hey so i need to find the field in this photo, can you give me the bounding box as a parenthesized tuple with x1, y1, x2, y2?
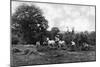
(11, 45, 96, 67)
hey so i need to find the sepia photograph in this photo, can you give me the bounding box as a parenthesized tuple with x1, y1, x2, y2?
(11, 0, 96, 67)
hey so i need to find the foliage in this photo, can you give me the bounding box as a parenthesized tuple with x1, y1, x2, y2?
(59, 28, 96, 50)
(11, 4, 48, 44)
(50, 27, 60, 39)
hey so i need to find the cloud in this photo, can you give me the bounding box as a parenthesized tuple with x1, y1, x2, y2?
(12, 1, 95, 32)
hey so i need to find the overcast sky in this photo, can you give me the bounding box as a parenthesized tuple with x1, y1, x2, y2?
(11, 1, 95, 32)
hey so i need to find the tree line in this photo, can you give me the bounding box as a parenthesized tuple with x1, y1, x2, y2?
(11, 4, 96, 48)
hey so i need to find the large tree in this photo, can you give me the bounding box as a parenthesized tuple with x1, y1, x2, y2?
(11, 4, 48, 44)
(50, 27, 60, 39)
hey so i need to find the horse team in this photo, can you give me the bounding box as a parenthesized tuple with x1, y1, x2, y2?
(36, 37, 67, 48)
(36, 36, 89, 50)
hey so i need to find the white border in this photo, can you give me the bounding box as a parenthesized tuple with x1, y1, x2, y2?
(0, 0, 99, 67)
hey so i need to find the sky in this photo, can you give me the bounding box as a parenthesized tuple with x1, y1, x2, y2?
(11, 1, 95, 32)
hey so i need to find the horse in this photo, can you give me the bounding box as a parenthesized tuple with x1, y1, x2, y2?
(58, 40, 65, 48)
(46, 37, 55, 48)
(81, 42, 89, 50)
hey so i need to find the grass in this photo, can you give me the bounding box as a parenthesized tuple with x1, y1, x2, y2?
(11, 45, 96, 67)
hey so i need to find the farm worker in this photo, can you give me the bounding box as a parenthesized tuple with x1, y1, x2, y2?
(36, 41, 40, 47)
(71, 40, 76, 51)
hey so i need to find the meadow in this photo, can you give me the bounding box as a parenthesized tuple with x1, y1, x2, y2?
(11, 44, 96, 67)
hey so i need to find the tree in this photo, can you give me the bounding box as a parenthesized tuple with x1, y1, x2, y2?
(11, 4, 48, 44)
(87, 31, 96, 45)
(50, 27, 60, 39)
